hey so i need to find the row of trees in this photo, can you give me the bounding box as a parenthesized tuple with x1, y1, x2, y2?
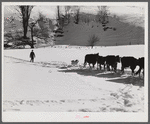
(4, 5, 111, 48)
(56, 6, 80, 29)
(56, 6, 110, 48)
(56, 6, 110, 29)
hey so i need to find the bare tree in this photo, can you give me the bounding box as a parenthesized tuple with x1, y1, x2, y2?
(16, 6, 34, 39)
(56, 6, 64, 29)
(56, 6, 62, 28)
(64, 6, 71, 24)
(73, 6, 80, 24)
(57, 6, 60, 21)
(96, 6, 109, 25)
(32, 12, 51, 43)
(59, 14, 65, 29)
(96, 6, 116, 31)
(29, 20, 38, 48)
(88, 34, 100, 48)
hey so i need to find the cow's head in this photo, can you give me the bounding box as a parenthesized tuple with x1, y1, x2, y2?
(116, 55, 120, 63)
(136, 58, 140, 66)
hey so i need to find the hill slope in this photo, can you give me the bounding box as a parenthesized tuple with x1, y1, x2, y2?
(55, 14, 144, 46)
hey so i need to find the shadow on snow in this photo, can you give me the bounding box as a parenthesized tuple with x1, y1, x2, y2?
(5, 56, 144, 87)
(58, 67, 144, 87)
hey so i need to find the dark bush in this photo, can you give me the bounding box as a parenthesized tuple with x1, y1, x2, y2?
(113, 27, 116, 31)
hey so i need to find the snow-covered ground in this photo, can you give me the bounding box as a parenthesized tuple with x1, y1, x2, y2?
(3, 45, 146, 113)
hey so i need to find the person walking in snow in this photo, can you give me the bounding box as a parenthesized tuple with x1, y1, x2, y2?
(30, 50, 35, 62)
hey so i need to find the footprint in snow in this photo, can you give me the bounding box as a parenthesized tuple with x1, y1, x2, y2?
(60, 100, 65, 103)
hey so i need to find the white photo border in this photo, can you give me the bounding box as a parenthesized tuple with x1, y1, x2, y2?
(1, 1, 148, 122)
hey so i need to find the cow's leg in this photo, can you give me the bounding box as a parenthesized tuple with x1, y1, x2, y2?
(114, 63, 117, 73)
(98, 64, 100, 70)
(84, 62, 86, 67)
(113, 66, 116, 73)
(131, 66, 135, 76)
(111, 65, 116, 73)
(104, 64, 105, 71)
(136, 67, 141, 77)
(107, 64, 110, 71)
(139, 68, 141, 77)
(97, 64, 101, 70)
(99, 64, 102, 70)
(110, 66, 112, 71)
(106, 64, 108, 71)
(110, 65, 113, 72)
(111, 65, 113, 71)
(97, 63, 99, 70)
(92, 63, 95, 69)
(110, 65, 114, 73)
(132, 69, 134, 76)
(89, 63, 91, 68)
(109, 65, 111, 71)
(121, 66, 124, 74)
(139, 68, 144, 78)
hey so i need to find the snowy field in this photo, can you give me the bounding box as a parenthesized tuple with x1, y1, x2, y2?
(3, 45, 146, 113)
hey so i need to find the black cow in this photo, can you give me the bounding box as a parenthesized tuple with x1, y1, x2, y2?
(136, 57, 144, 77)
(97, 56, 106, 70)
(105, 55, 120, 72)
(121, 56, 138, 75)
(84, 53, 99, 68)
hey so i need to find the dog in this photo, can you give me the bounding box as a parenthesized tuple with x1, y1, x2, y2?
(71, 59, 79, 66)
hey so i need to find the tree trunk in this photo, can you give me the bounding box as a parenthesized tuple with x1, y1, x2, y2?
(31, 27, 34, 48)
(57, 6, 60, 27)
(31, 44, 34, 48)
(57, 6, 60, 20)
(23, 15, 29, 39)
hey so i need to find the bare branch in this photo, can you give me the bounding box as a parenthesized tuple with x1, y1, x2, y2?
(15, 6, 23, 17)
(28, 6, 34, 18)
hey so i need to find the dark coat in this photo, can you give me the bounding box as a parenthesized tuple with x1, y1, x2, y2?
(30, 51, 35, 59)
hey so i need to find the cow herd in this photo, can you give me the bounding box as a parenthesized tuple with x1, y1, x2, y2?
(84, 53, 144, 77)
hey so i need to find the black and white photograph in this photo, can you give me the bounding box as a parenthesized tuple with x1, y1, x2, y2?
(2, 2, 148, 122)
